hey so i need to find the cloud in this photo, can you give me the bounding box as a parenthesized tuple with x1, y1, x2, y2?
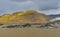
(40, 2, 60, 15)
(40, 9, 60, 15)
(11, 0, 59, 10)
(0, 0, 60, 15)
(11, 0, 28, 2)
(10, 0, 60, 15)
(0, 0, 38, 15)
(31, 0, 59, 10)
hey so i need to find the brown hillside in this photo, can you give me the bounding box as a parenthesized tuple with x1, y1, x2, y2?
(0, 10, 52, 25)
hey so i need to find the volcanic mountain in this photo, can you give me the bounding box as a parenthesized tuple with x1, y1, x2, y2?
(0, 10, 52, 25)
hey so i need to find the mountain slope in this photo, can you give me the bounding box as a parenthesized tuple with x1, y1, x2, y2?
(49, 14, 60, 18)
(0, 10, 52, 25)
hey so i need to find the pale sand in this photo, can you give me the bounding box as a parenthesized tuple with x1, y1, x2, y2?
(0, 28, 60, 37)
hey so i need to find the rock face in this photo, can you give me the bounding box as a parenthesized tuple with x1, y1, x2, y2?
(0, 10, 52, 25)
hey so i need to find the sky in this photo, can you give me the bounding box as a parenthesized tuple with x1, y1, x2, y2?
(0, 0, 60, 15)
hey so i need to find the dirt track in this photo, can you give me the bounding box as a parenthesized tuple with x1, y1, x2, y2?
(0, 28, 60, 37)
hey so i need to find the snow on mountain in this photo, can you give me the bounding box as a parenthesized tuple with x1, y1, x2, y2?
(50, 17, 60, 22)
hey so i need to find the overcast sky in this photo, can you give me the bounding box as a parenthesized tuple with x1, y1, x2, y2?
(0, 0, 60, 15)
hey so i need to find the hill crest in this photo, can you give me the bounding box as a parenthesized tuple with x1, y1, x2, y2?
(0, 10, 52, 24)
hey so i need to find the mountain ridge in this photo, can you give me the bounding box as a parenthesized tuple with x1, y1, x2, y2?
(49, 14, 60, 18)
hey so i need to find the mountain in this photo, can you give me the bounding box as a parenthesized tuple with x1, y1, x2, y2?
(0, 10, 53, 25)
(49, 14, 60, 18)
